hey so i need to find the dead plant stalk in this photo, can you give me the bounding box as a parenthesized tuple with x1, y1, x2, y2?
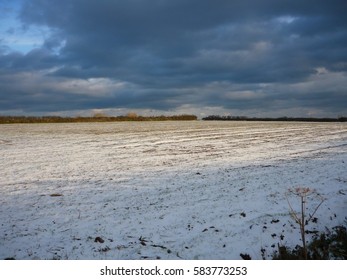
(285, 187, 325, 259)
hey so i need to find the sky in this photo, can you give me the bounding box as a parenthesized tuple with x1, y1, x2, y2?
(0, 0, 347, 118)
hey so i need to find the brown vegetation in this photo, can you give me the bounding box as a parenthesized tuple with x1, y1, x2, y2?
(0, 114, 198, 124)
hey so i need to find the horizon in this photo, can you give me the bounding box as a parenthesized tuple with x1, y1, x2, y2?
(1, 113, 346, 123)
(1, 0, 347, 118)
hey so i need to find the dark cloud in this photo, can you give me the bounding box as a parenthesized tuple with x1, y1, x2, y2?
(0, 0, 346, 117)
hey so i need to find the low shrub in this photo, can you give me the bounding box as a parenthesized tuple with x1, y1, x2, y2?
(272, 225, 347, 260)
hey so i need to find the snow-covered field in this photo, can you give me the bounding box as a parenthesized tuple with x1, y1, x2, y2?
(0, 121, 346, 260)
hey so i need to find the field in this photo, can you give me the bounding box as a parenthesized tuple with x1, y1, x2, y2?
(0, 121, 346, 259)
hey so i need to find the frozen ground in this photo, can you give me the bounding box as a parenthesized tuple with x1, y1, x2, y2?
(0, 121, 346, 260)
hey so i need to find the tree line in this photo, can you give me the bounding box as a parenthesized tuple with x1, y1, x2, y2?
(0, 114, 198, 124)
(202, 115, 347, 122)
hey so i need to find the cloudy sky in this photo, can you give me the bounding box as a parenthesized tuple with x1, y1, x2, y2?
(1, 0, 346, 117)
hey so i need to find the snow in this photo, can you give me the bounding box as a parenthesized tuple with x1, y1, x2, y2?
(0, 121, 346, 260)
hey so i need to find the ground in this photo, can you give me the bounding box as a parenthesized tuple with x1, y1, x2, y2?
(0, 121, 346, 259)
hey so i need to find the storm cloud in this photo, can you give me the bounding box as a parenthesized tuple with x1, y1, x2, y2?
(1, 0, 347, 117)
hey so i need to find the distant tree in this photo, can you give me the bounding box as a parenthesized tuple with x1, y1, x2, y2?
(93, 112, 108, 118)
(126, 112, 138, 118)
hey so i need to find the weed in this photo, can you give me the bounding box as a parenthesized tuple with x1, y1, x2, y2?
(285, 187, 325, 259)
(272, 225, 347, 259)
(242, 187, 346, 260)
